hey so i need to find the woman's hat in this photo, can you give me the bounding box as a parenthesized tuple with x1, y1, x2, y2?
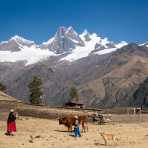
(10, 109, 14, 112)
(74, 115, 78, 119)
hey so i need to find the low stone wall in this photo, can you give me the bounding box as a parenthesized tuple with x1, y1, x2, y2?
(1, 100, 148, 123)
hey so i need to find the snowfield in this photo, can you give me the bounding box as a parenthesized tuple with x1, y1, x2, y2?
(61, 33, 127, 61)
(0, 45, 56, 65)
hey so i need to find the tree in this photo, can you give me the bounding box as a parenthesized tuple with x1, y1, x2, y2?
(69, 86, 79, 102)
(0, 82, 6, 92)
(28, 76, 43, 105)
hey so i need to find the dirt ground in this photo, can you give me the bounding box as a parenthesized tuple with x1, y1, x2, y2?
(1, 115, 148, 148)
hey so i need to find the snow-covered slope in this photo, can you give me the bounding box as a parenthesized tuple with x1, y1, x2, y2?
(0, 45, 56, 65)
(140, 42, 148, 48)
(0, 27, 128, 65)
(0, 35, 56, 65)
(61, 30, 127, 61)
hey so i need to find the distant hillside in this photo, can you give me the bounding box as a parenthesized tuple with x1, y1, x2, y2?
(0, 41, 148, 108)
(0, 91, 17, 101)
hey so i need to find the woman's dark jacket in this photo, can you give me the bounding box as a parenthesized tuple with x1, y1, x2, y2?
(7, 112, 16, 123)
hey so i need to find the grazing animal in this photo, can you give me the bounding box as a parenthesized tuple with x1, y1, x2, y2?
(79, 115, 88, 132)
(59, 115, 74, 132)
(59, 115, 88, 132)
(100, 132, 118, 146)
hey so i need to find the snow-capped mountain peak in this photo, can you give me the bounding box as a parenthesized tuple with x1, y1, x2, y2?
(80, 29, 91, 41)
(10, 35, 25, 41)
(41, 26, 85, 54)
(0, 35, 36, 53)
(81, 29, 89, 36)
(0, 35, 55, 65)
(66, 26, 75, 33)
(65, 26, 79, 38)
(0, 26, 128, 65)
(61, 30, 127, 62)
(116, 41, 128, 48)
(10, 35, 35, 46)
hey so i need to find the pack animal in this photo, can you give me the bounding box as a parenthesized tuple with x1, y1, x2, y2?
(59, 115, 88, 132)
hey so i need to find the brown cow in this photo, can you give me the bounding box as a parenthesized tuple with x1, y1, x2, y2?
(79, 115, 88, 132)
(59, 114, 88, 132)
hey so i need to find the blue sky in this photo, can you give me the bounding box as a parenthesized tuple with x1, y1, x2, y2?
(0, 0, 147, 43)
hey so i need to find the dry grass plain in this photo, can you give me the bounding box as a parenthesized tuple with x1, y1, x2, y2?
(1, 114, 148, 148)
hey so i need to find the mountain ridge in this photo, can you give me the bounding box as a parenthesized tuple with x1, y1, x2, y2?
(0, 27, 148, 108)
(0, 26, 128, 65)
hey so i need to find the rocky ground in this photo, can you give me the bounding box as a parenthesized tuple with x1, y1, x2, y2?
(1, 114, 148, 148)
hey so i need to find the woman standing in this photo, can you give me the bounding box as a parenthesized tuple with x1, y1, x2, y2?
(6, 109, 16, 136)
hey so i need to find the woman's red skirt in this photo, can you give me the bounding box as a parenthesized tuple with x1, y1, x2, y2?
(7, 121, 16, 132)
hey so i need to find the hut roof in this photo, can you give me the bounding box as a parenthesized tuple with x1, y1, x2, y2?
(65, 100, 84, 106)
